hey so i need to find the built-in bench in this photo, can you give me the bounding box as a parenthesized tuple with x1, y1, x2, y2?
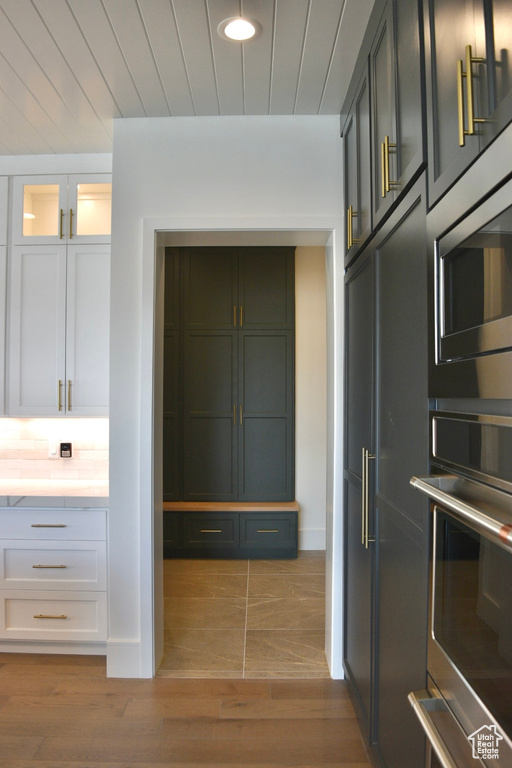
(163, 501, 299, 559)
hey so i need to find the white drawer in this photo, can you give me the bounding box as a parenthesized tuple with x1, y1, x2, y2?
(0, 508, 106, 540)
(0, 590, 107, 641)
(0, 540, 107, 590)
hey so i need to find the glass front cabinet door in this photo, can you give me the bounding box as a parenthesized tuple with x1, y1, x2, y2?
(12, 174, 112, 245)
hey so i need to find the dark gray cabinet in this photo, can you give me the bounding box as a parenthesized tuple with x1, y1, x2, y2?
(163, 246, 295, 505)
(341, 0, 425, 263)
(424, 0, 512, 206)
(344, 176, 429, 767)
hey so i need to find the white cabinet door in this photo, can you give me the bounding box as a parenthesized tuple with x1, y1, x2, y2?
(8, 246, 67, 415)
(66, 245, 110, 415)
(0, 246, 6, 415)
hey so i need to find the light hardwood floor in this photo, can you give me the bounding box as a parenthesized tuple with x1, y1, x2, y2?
(0, 653, 371, 766)
(160, 551, 329, 678)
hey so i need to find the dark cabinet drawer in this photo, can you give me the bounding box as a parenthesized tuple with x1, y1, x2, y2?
(241, 514, 296, 548)
(183, 514, 238, 547)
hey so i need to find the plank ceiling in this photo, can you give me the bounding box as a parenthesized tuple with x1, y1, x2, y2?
(0, 0, 374, 155)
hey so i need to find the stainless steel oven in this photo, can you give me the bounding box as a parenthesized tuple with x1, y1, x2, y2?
(409, 412, 512, 767)
(431, 176, 512, 399)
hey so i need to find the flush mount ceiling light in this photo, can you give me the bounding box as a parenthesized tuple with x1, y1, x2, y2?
(217, 17, 261, 41)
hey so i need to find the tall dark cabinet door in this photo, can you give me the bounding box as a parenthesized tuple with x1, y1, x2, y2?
(344, 250, 375, 737)
(238, 247, 295, 329)
(182, 330, 238, 501)
(181, 247, 238, 329)
(163, 249, 180, 500)
(238, 331, 294, 501)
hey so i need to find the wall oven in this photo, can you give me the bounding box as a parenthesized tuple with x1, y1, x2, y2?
(410, 412, 512, 767)
(431, 176, 512, 399)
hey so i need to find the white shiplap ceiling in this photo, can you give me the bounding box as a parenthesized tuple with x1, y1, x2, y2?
(0, 0, 374, 156)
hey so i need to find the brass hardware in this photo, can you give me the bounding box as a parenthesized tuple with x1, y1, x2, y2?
(347, 205, 361, 250)
(67, 380, 72, 411)
(257, 529, 279, 533)
(200, 529, 222, 533)
(32, 564, 67, 569)
(381, 141, 387, 198)
(33, 614, 67, 620)
(31, 524, 66, 528)
(69, 207, 73, 238)
(234, 305, 237, 327)
(240, 305, 243, 327)
(457, 44, 486, 146)
(361, 447, 375, 549)
(60, 209, 64, 239)
(58, 379, 63, 411)
(383, 136, 399, 195)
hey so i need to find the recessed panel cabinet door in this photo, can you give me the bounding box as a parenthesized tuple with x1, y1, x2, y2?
(238, 331, 294, 501)
(238, 247, 295, 328)
(181, 248, 237, 329)
(8, 246, 67, 415)
(182, 331, 238, 501)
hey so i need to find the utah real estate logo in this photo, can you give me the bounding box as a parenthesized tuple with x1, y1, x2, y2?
(468, 724, 504, 760)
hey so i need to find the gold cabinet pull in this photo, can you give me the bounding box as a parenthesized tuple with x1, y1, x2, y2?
(347, 205, 362, 250)
(67, 380, 72, 411)
(59, 208, 64, 239)
(200, 529, 222, 533)
(457, 44, 486, 146)
(34, 614, 67, 620)
(31, 523, 66, 528)
(32, 564, 67, 569)
(58, 379, 63, 411)
(257, 529, 279, 533)
(382, 136, 399, 196)
(361, 447, 375, 549)
(69, 207, 74, 239)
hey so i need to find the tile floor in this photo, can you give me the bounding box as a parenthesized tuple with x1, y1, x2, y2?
(159, 551, 329, 678)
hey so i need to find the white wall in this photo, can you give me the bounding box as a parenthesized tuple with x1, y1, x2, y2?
(109, 116, 344, 677)
(295, 247, 327, 550)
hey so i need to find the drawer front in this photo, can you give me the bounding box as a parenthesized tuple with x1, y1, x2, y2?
(0, 590, 107, 641)
(0, 540, 107, 590)
(241, 514, 297, 547)
(183, 514, 239, 548)
(0, 509, 106, 541)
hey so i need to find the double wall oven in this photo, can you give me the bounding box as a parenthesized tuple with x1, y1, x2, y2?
(410, 179, 512, 767)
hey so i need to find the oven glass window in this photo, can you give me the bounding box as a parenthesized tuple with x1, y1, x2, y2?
(434, 511, 512, 740)
(442, 206, 512, 337)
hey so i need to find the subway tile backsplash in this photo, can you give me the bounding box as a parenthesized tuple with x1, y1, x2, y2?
(0, 418, 108, 481)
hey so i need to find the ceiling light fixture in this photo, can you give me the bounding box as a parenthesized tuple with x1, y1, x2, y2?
(217, 17, 261, 41)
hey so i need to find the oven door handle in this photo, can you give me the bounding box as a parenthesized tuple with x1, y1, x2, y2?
(408, 691, 461, 768)
(410, 475, 512, 551)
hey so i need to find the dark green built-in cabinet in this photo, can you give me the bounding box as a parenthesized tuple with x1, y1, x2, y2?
(163, 246, 295, 504)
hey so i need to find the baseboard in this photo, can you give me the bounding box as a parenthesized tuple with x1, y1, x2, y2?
(106, 640, 147, 678)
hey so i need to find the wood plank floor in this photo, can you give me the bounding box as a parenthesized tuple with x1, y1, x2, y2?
(0, 653, 371, 767)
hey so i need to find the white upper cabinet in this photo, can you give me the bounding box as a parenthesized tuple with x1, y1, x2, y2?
(8, 244, 110, 417)
(12, 174, 112, 245)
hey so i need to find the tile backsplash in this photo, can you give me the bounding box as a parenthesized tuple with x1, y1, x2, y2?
(0, 418, 108, 481)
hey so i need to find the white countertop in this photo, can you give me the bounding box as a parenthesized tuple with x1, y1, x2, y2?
(0, 479, 109, 508)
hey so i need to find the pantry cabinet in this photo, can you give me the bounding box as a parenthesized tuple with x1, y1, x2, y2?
(424, 0, 512, 205)
(11, 174, 111, 245)
(8, 244, 110, 416)
(343, 177, 429, 767)
(164, 247, 295, 504)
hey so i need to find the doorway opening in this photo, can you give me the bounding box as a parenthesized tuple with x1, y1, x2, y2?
(142, 225, 342, 680)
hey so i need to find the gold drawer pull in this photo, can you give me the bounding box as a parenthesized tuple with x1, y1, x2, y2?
(32, 564, 67, 569)
(34, 614, 67, 620)
(31, 524, 66, 528)
(200, 529, 222, 533)
(257, 529, 279, 533)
